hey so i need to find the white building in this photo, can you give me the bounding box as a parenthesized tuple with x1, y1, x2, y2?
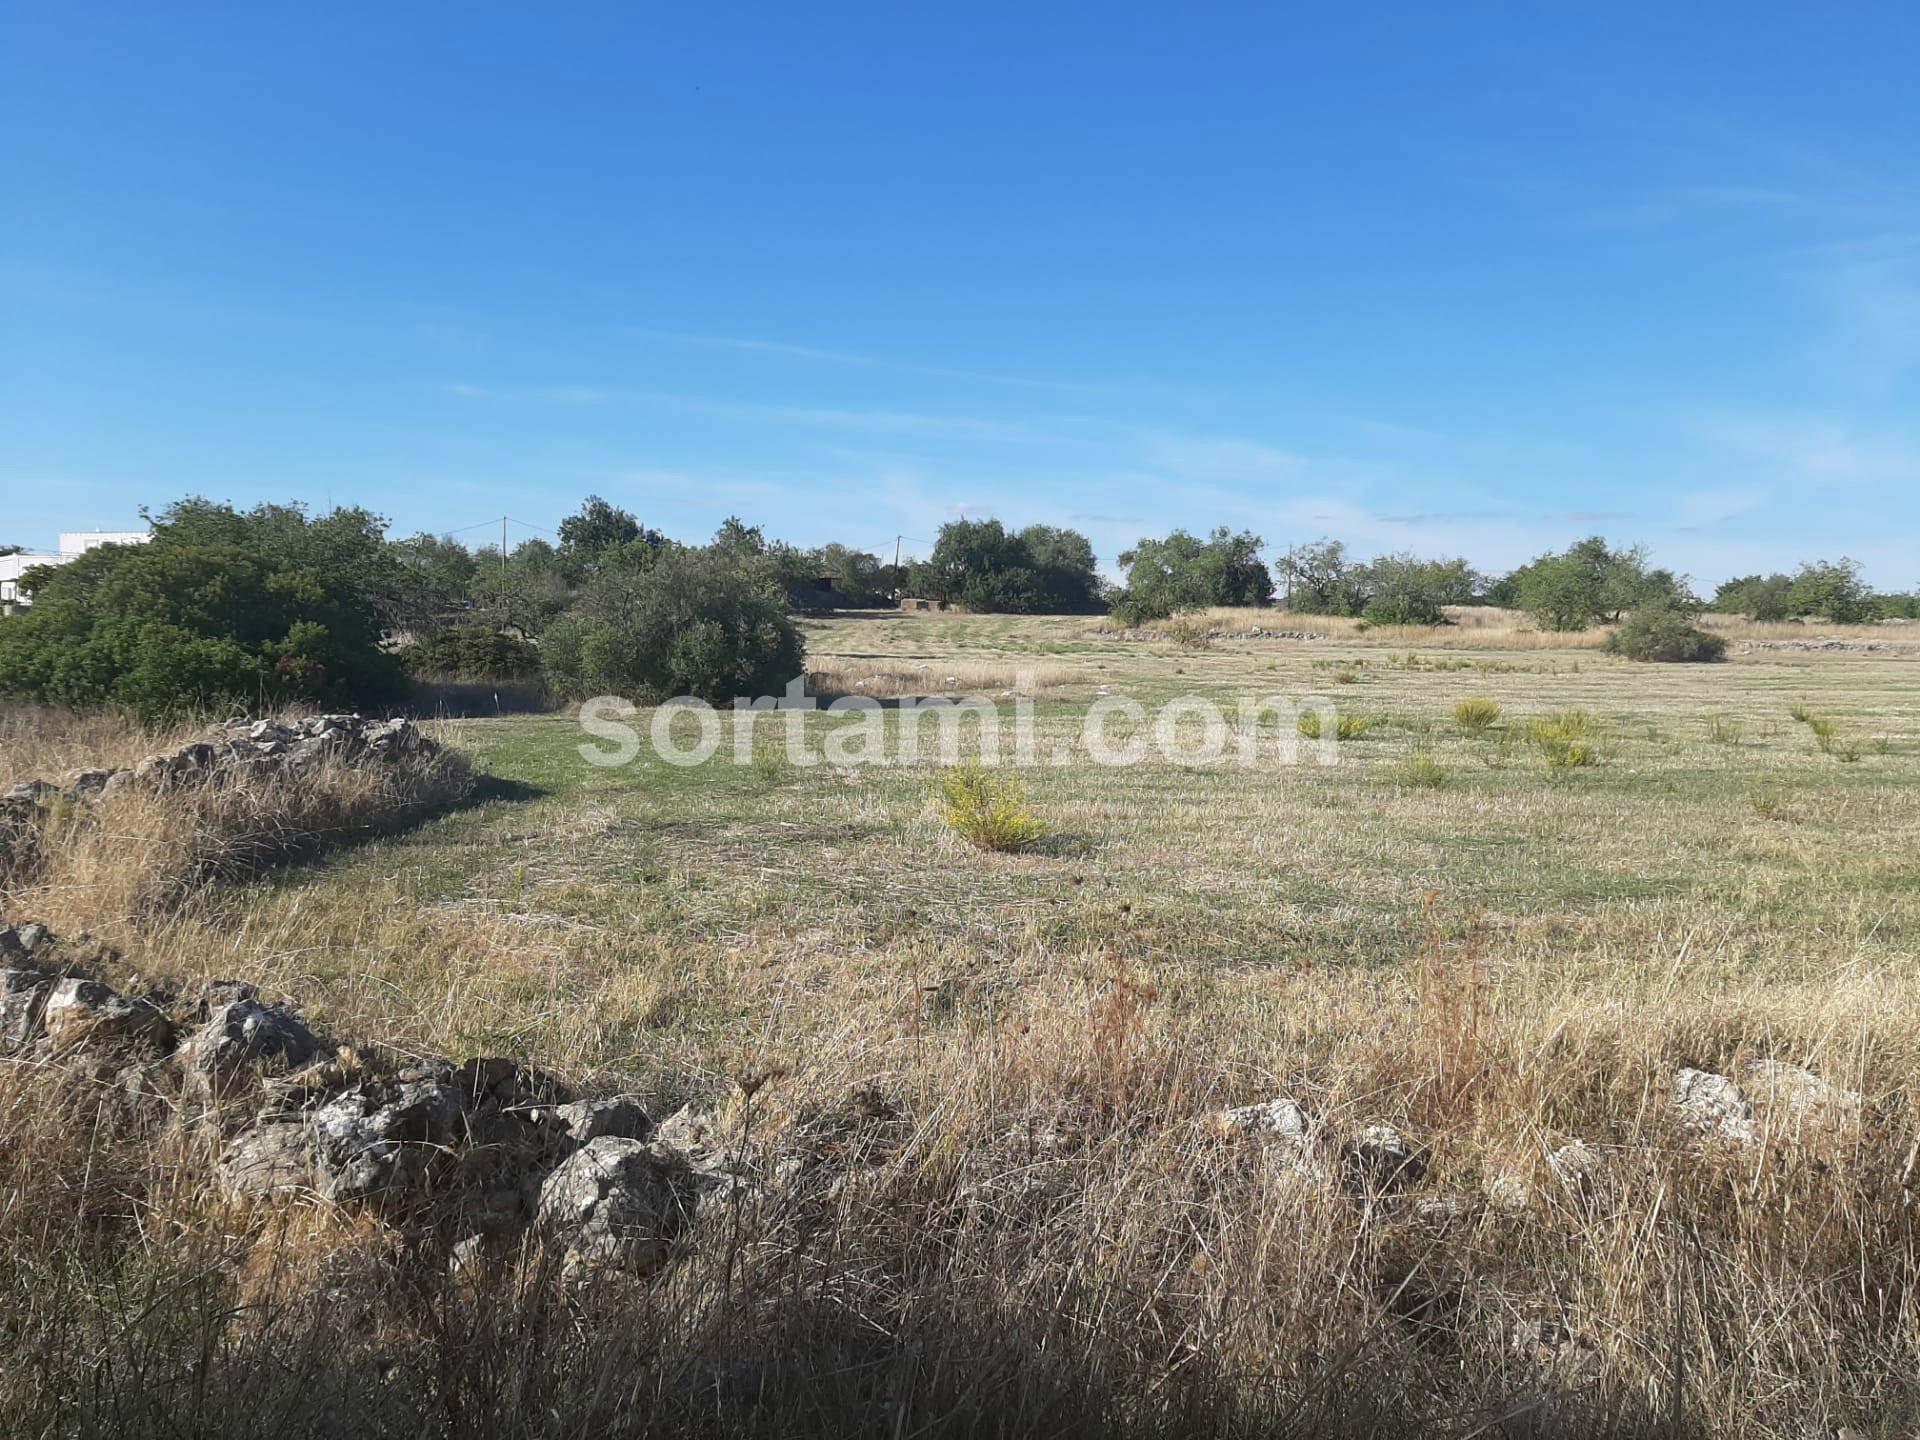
(1, 530, 151, 608)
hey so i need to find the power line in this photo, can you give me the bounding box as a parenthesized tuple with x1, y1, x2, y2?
(439, 515, 558, 543)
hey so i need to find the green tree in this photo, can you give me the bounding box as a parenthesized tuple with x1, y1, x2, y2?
(1114, 528, 1272, 622)
(543, 548, 804, 703)
(1015, 524, 1104, 611)
(1507, 537, 1685, 631)
(1786, 559, 1874, 623)
(472, 539, 574, 638)
(389, 532, 480, 637)
(1357, 553, 1480, 626)
(556, 496, 664, 580)
(1711, 573, 1793, 621)
(149, 499, 404, 624)
(1279, 539, 1368, 615)
(711, 516, 767, 558)
(908, 519, 1102, 613)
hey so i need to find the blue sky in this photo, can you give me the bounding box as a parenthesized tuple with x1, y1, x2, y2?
(4, 3, 1918, 585)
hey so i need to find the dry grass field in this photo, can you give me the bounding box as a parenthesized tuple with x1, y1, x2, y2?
(5, 612, 1920, 1437)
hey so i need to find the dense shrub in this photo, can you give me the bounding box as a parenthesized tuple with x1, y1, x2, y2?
(0, 527, 403, 722)
(397, 625, 541, 682)
(1710, 572, 1793, 621)
(1107, 595, 1172, 627)
(542, 549, 804, 703)
(1603, 602, 1727, 662)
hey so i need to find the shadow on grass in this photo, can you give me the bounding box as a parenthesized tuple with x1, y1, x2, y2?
(458, 773, 548, 808)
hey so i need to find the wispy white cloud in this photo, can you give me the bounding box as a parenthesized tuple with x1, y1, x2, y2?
(1695, 414, 1920, 486)
(644, 330, 1098, 394)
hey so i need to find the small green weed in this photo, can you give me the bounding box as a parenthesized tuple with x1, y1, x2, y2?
(1298, 711, 1375, 741)
(936, 763, 1049, 852)
(1398, 751, 1449, 789)
(1705, 713, 1742, 746)
(1527, 710, 1599, 772)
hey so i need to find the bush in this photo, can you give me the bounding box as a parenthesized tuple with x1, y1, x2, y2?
(0, 532, 404, 722)
(935, 763, 1048, 852)
(1527, 710, 1599, 770)
(1453, 697, 1501, 732)
(1108, 596, 1173, 628)
(1164, 617, 1212, 650)
(542, 550, 805, 704)
(398, 626, 541, 682)
(1397, 751, 1449, 789)
(1355, 553, 1478, 625)
(1361, 596, 1442, 626)
(1711, 573, 1792, 621)
(1297, 711, 1374, 741)
(1603, 603, 1727, 663)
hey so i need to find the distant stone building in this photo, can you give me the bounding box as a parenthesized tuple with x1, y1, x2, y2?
(1, 531, 151, 610)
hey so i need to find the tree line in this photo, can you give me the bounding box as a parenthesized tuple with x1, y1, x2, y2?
(0, 494, 1910, 717)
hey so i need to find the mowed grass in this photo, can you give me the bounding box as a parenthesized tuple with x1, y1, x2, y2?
(10, 614, 1920, 1435)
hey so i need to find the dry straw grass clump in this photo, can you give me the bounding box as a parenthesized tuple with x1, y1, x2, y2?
(1453, 696, 1501, 732)
(1397, 750, 1449, 788)
(2, 710, 471, 921)
(4, 933, 1916, 1440)
(807, 658, 1086, 699)
(1194, 606, 1612, 649)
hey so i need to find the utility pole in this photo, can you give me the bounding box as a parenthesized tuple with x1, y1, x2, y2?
(501, 516, 508, 574)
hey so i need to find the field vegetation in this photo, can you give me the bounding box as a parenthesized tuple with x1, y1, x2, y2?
(4, 610, 1919, 1437)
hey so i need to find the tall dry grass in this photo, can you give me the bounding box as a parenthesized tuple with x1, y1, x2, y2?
(807, 657, 1089, 698)
(2, 708, 471, 922)
(2, 929, 1913, 1437)
(1185, 606, 1920, 652)
(1191, 606, 1607, 649)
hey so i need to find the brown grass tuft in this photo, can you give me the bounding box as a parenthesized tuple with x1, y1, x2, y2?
(2, 709, 471, 923)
